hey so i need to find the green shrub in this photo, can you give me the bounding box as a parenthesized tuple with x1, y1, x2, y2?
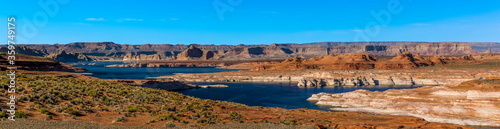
(116, 116, 126, 122)
(68, 109, 81, 116)
(164, 122, 176, 127)
(0, 111, 7, 118)
(125, 106, 140, 112)
(15, 111, 29, 118)
(39, 108, 50, 115)
(155, 113, 178, 121)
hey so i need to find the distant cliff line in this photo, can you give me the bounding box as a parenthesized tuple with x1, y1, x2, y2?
(1, 41, 498, 61)
(15, 41, 499, 53)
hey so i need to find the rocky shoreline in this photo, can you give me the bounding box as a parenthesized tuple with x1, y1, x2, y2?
(160, 72, 478, 87)
(307, 78, 500, 126)
(297, 76, 473, 87)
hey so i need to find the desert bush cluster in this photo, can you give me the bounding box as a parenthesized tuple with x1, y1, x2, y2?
(0, 71, 252, 126)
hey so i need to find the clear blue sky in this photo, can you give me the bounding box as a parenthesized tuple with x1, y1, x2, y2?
(2, 0, 500, 45)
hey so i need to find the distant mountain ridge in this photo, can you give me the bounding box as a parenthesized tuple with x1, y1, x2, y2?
(2, 41, 498, 61)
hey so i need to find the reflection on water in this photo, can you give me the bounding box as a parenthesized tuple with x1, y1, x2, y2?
(178, 82, 425, 110)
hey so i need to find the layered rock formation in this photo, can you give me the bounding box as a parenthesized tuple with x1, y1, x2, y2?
(106, 62, 226, 68)
(222, 46, 292, 59)
(122, 51, 177, 61)
(255, 52, 476, 71)
(297, 76, 443, 87)
(307, 78, 500, 126)
(469, 42, 500, 53)
(13, 42, 492, 61)
(176, 46, 219, 60)
(46, 51, 94, 62)
(254, 53, 378, 70)
(0, 46, 48, 56)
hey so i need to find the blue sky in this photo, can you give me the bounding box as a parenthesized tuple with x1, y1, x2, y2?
(2, 0, 500, 45)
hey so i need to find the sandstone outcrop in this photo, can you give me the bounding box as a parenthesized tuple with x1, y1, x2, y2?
(0, 46, 49, 57)
(46, 51, 94, 62)
(256, 52, 477, 71)
(14, 42, 491, 61)
(222, 46, 292, 59)
(297, 76, 419, 87)
(122, 51, 177, 61)
(255, 53, 378, 70)
(176, 46, 220, 60)
(308, 78, 500, 126)
(106, 62, 227, 68)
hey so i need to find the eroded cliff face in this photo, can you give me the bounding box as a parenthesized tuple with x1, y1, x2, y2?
(176, 46, 220, 60)
(122, 51, 177, 61)
(254, 52, 476, 71)
(46, 51, 94, 62)
(0, 46, 48, 56)
(12, 42, 491, 61)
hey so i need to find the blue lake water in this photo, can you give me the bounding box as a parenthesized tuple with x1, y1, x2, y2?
(72, 61, 240, 79)
(179, 82, 423, 110)
(72, 61, 425, 110)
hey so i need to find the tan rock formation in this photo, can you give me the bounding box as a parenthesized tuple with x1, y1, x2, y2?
(256, 52, 477, 71)
(176, 46, 219, 60)
(308, 78, 500, 126)
(254, 53, 378, 70)
(46, 51, 94, 62)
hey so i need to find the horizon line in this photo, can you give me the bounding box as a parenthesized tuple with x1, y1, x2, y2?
(18, 41, 500, 46)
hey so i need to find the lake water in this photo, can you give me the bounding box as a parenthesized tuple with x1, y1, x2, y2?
(179, 82, 423, 110)
(72, 61, 240, 79)
(72, 61, 424, 110)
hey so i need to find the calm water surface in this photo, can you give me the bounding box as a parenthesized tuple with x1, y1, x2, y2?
(72, 61, 239, 79)
(72, 61, 425, 110)
(179, 82, 423, 110)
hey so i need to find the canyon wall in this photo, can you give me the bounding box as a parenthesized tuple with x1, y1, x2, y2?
(4, 42, 496, 62)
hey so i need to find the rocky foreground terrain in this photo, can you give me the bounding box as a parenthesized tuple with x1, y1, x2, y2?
(308, 78, 500, 126)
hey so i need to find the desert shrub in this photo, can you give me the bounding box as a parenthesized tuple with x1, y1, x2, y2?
(55, 108, 62, 113)
(281, 120, 296, 125)
(229, 111, 244, 121)
(196, 119, 207, 124)
(39, 108, 50, 115)
(0, 111, 7, 118)
(125, 106, 140, 112)
(155, 113, 178, 121)
(116, 116, 126, 122)
(68, 109, 81, 116)
(15, 111, 29, 118)
(164, 122, 176, 127)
